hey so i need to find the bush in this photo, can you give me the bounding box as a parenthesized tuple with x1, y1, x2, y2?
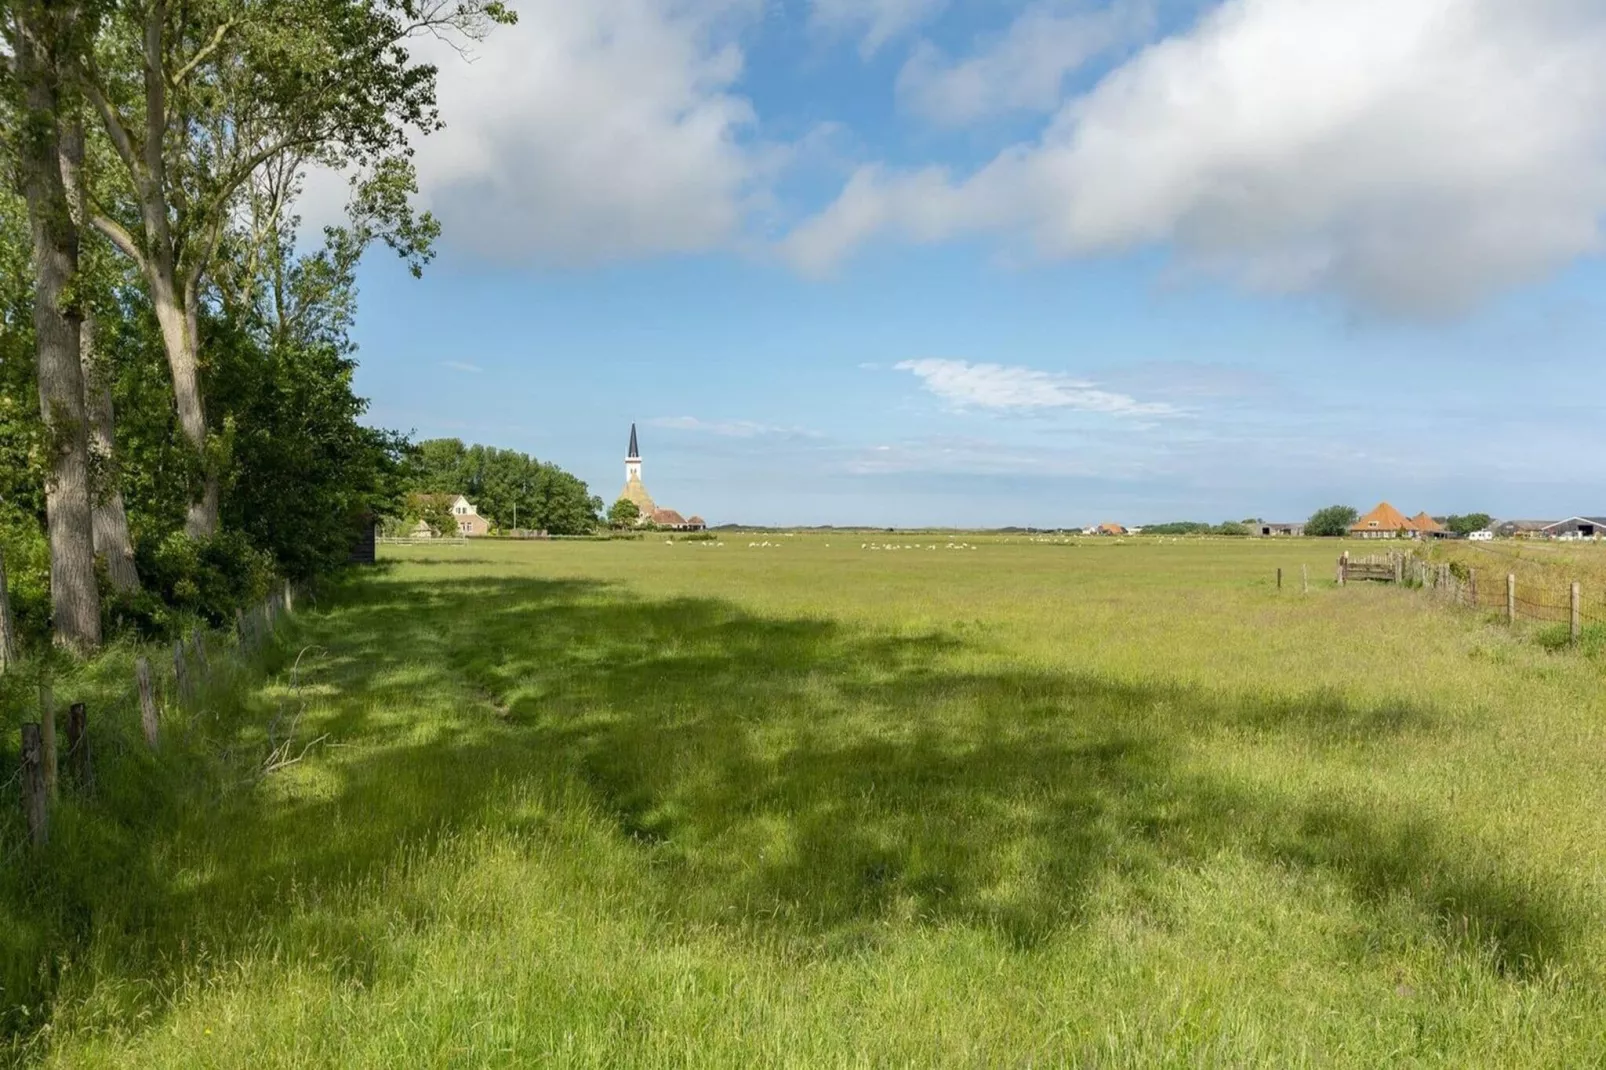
(134, 530, 278, 633)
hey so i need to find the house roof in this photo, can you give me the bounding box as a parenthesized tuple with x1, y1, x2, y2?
(1350, 502, 1414, 531)
(651, 508, 686, 526)
(686, 515, 706, 526)
(1097, 522, 1125, 534)
(627, 423, 640, 460)
(1410, 512, 1446, 533)
(1543, 516, 1606, 529)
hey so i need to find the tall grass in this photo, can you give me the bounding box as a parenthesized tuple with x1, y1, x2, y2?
(5, 536, 1606, 1066)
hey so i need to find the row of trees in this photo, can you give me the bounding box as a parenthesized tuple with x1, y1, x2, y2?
(0, 0, 516, 652)
(404, 439, 601, 536)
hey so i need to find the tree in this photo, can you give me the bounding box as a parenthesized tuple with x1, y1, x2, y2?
(3, 0, 103, 650)
(1444, 513, 1492, 536)
(608, 498, 640, 529)
(75, 0, 513, 536)
(1306, 505, 1359, 538)
(1215, 521, 1249, 536)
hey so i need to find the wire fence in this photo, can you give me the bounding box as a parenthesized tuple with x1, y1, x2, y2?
(1339, 550, 1606, 636)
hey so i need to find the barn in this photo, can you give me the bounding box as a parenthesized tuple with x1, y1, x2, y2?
(1543, 516, 1606, 540)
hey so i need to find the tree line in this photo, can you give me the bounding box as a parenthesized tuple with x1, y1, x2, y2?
(399, 439, 602, 537)
(0, 0, 519, 655)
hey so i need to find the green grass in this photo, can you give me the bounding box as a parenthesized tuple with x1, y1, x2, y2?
(7, 535, 1606, 1066)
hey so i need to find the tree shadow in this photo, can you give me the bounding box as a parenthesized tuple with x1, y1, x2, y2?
(1, 574, 1577, 1046)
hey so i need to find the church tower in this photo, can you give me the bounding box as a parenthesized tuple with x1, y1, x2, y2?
(620, 423, 656, 515)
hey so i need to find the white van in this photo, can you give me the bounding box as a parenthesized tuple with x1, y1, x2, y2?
(1468, 530, 1494, 541)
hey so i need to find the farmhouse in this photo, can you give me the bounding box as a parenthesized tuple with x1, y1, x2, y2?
(1094, 523, 1127, 536)
(1543, 516, 1606, 540)
(1349, 502, 1415, 538)
(447, 495, 490, 536)
(1348, 502, 1451, 539)
(1256, 522, 1305, 537)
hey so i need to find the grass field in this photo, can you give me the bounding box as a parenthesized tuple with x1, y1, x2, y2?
(8, 535, 1606, 1066)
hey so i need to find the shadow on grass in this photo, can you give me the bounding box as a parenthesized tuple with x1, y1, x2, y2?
(0, 573, 1574, 1048)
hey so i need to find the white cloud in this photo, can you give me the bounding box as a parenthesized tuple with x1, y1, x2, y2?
(895, 359, 1178, 416)
(897, 0, 1153, 125)
(811, 0, 946, 56)
(401, 0, 764, 264)
(788, 0, 1606, 316)
(441, 360, 483, 373)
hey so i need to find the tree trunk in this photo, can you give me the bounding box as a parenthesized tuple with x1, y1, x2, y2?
(62, 122, 141, 592)
(81, 315, 142, 589)
(149, 272, 217, 537)
(16, 10, 102, 653)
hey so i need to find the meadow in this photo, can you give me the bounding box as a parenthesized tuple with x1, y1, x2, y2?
(6, 534, 1606, 1066)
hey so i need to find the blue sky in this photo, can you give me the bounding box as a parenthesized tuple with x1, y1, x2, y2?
(330, 0, 1606, 527)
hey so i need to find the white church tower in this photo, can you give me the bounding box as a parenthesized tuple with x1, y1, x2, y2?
(620, 423, 656, 514)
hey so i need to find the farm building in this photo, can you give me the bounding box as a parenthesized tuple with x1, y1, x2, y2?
(1348, 503, 1453, 539)
(1409, 513, 1453, 539)
(1256, 522, 1304, 537)
(1542, 516, 1606, 540)
(1349, 502, 1416, 538)
(1492, 519, 1553, 538)
(1094, 523, 1127, 536)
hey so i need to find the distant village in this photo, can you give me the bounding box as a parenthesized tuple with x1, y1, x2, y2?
(1083, 503, 1605, 541)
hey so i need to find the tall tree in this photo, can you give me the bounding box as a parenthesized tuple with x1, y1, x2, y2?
(3, 0, 103, 650)
(76, 0, 510, 536)
(61, 118, 139, 590)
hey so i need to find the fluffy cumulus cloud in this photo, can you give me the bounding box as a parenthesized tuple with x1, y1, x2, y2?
(396, 0, 763, 264)
(810, 0, 947, 56)
(897, 0, 1153, 125)
(896, 359, 1177, 416)
(788, 0, 1606, 315)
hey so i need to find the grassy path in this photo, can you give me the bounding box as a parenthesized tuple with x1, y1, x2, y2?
(15, 537, 1606, 1066)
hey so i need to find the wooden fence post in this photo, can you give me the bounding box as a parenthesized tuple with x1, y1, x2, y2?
(135, 657, 159, 748)
(236, 608, 249, 650)
(173, 640, 190, 704)
(1469, 569, 1478, 608)
(284, 580, 294, 614)
(39, 683, 57, 800)
(67, 702, 91, 790)
(190, 628, 208, 675)
(0, 543, 16, 672)
(1507, 574, 1517, 625)
(21, 724, 47, 846)
(1393, 554, 1403, 585)
(1338, 552, 1348, 587)
(1277, 567, 1282, 590)
(1302, 564, 1309, 594)
(1572, 582, 1581, 644)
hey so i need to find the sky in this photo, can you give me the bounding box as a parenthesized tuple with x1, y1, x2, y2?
(333, 0, 1606, 528)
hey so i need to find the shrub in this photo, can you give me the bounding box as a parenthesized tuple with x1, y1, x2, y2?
(135, 530, 277, 632)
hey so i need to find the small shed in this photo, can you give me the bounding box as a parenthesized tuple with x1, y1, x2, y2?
(1257, 522, 1305, 537)
(347, 513, 377, 565)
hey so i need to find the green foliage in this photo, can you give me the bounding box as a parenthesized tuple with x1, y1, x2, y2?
(1445, 513, 1494, 536)
(133, 529, 277, 629)
(608, 498, 641, 529)
(1214, 521, 1250, 536)
(409, 439, 600, 534)
(1142, 522, 1213, 536)
(1306, 504, 1359, 537)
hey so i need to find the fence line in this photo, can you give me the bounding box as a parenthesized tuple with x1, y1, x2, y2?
(1335, 550, 1600, 642)
(14, 581, 298, 849)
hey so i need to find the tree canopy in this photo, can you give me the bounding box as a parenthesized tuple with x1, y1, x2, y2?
(1443, 513, 1493, 536)
(408, 440, 601, 536)
(1306, 505, 1359, 537)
